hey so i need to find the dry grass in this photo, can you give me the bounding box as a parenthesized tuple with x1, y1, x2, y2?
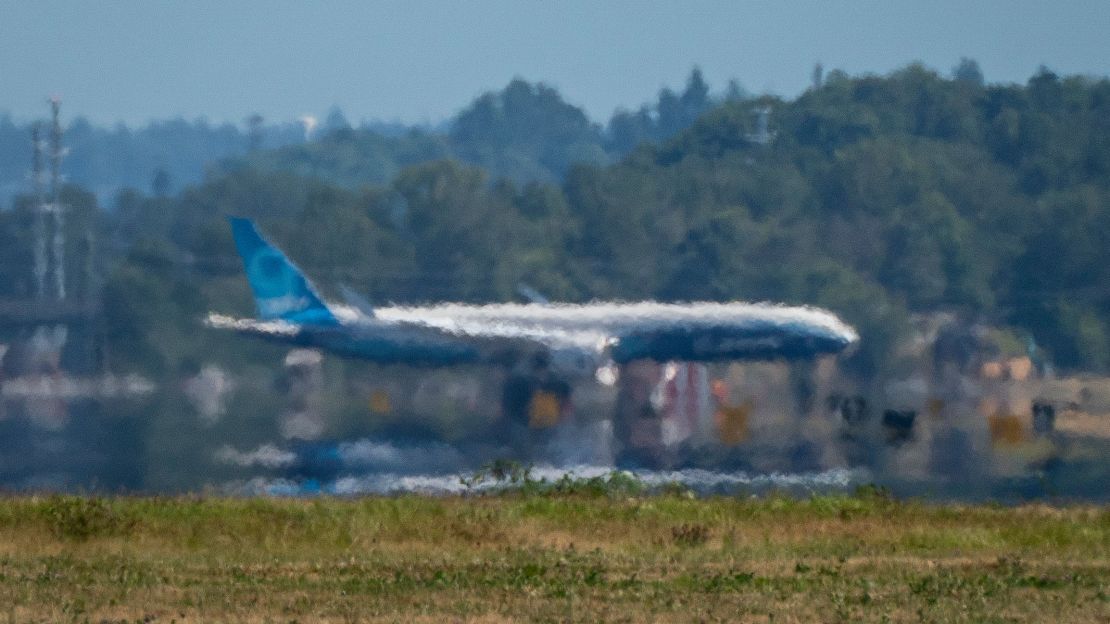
(0, 492, 1105, 622)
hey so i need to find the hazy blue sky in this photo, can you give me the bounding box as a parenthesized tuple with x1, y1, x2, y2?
(3, 1, 1108, 127)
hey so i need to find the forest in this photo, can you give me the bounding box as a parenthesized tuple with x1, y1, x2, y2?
(2, 61, 1109, 386)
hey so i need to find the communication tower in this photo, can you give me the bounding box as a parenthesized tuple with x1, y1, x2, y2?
(30, 123, 48, 299)
(49, 97, 66, 301)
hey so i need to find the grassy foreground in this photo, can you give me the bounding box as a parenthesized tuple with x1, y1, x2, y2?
(0, 487, 1106, 623)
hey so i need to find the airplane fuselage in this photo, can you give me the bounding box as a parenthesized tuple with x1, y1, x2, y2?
(210, 299, 857, 379)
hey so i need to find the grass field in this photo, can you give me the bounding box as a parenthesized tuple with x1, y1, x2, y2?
(0, 482, 1106, 622)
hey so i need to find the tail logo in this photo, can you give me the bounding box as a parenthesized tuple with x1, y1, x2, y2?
(229, 217, 338, 325)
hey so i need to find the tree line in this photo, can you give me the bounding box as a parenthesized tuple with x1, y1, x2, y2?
(2, 62, 1108, 382)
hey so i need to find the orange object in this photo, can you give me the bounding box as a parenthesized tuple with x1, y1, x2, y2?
(988, 413, 1026, 446)
(528, 391, 561, 429)
(1007, 357, 1033, 381)
(981, 361, 1004, 379)
(716, 401, 752, 446)
(710, 379, 729, 403)
(369, 389, 392, 414)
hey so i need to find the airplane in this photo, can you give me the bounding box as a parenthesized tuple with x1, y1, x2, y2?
(208, 217, 859, 429)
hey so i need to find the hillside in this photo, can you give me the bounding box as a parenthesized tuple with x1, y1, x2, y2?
(77, 64, 1109, 378)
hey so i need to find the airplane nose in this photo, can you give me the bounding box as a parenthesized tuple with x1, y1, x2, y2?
(830, 328, 860, 355)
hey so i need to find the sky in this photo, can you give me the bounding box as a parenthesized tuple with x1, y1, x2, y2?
(2, 1, 1109, 128)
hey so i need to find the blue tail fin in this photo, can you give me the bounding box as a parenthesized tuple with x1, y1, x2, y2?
(228, 217, 338, 325)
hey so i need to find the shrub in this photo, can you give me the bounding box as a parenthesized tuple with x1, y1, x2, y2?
(671, 523, 710, 547)
(39, 496, 134, 541)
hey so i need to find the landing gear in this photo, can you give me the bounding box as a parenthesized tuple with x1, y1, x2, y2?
(500, 352, 572, 458)
(612, 361, 667, 469)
